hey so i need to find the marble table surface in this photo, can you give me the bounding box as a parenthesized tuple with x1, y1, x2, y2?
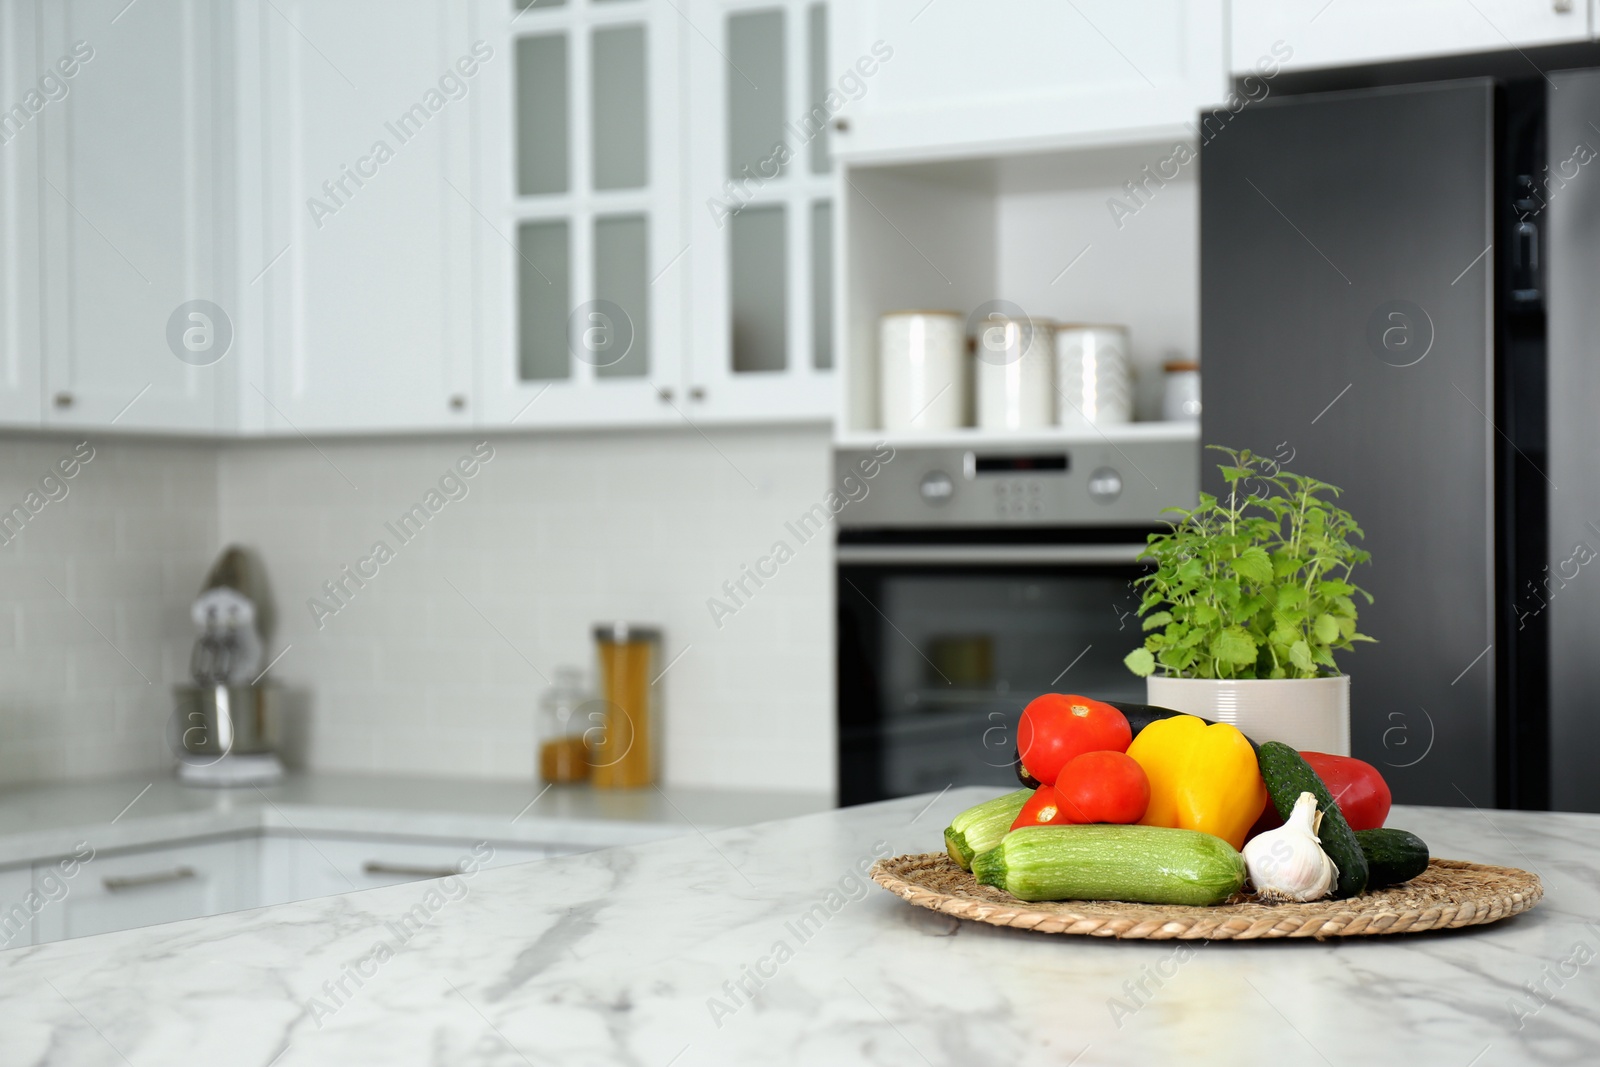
(0, 773, 832, 866)
(2, 786, 1596, 1067)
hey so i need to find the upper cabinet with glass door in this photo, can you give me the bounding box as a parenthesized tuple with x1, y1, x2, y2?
(683, 0, 836, 422)
(827, 0, 1228, 163)
(474, 0, 686, 427)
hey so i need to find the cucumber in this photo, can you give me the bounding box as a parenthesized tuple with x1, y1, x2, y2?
(944, 789, 1032, 870)
(1256, 741, 1368, 899)
(1357, 828, 1430, 888)
(971, 824, 1246, 906)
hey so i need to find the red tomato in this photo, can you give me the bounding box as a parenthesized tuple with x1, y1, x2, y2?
(1301, 751, 1392, 831)
(1011, 785, 1074, 830)
(1016, 694, 1133, 785)
(1055, 750, 1150, 825)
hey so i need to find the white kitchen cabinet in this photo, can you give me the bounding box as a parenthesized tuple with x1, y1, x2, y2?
(682, 0, 836, 422)
(239, 0, 477, 434)
(32, 836, 257, 945)
(257, 833, 560, 907)
(827, 0, 1227, 164)
(471, 0, 689, 429)
(1232, 0, 1590, 74)
(0, 0, 43, 427)
(34, 0, 229, 433)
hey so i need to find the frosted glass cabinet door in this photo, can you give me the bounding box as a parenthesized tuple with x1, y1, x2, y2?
(685, 0, 835, 422)
(250, 0, 477, 433)
(473, 0, 684, 429)
(35, 0, 226, 433)
(828, 0, 1228, 161)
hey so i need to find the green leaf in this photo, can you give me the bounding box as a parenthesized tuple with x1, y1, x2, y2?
(1276, 584, 1309, 609)
(1124, 647, 1156, 677)
(1313, 614, 1341, 643)
(1211, 626, 1258, 666)
(1289, 640, 1315, 672)
(1229, 547, 1274, 585)
(1141, 611, 1173, 631)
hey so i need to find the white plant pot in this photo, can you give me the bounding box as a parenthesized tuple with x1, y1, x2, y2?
(1145, 675, 1351, 756)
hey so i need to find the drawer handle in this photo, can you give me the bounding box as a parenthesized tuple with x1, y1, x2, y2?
(362, 861, 461, 879)
(103, 867, 196, 891)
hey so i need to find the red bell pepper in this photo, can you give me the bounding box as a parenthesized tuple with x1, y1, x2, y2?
(1301, 751, 1392, 831)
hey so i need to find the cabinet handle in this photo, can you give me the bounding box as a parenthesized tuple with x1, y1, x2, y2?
(362, 861, 462, 879)
(449, 394, 467, 411)
(53, 392, 74, 408)
(1554, 0, 1573, 11)
(689, 386, 706, 401)
(657, 387, 674, 402)
(103, 866, 196, 891)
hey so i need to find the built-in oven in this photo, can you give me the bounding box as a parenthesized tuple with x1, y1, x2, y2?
(834, 434, 1198, 805)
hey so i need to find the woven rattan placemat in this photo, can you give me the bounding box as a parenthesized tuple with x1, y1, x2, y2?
(871, 853, 1542, 940)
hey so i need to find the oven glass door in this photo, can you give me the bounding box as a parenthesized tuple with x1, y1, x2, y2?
(838, 547, 1149, 805)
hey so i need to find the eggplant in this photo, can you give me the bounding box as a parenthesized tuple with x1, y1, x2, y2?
(1012, 745, 1041, 789)
(1105, 700, 1261, 752)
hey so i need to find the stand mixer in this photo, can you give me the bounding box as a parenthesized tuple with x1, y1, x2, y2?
(176, 547, 285, 786)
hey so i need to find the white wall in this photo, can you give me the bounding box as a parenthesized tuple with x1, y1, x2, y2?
(0, 435, 219, 784)
(216, 426, 836, 793)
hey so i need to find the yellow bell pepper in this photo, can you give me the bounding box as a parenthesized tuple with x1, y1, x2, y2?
(1125, 715, 1266, 850)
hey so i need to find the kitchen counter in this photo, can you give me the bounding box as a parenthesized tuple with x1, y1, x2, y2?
(0, 773, 833, 867)
(2, 787, 1596, 1066)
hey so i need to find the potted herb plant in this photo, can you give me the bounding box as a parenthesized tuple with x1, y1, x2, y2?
(1123, 446, 1374, 754)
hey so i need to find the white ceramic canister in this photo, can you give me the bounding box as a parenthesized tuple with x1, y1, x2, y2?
(975, 315, 1054, 431)
(1055, 324, 1133, 430)
(1161, 359, 1202, 422)
(879, 311, 966, 431)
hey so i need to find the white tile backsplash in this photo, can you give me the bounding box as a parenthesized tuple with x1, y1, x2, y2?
(0, 426, 837, 794)
(0, 434, 220, 786)
(216, 425, 836, 793)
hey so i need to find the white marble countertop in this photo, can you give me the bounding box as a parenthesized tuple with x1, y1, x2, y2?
(1, 786, 1595, 1066)
(0, 773, 833, 866)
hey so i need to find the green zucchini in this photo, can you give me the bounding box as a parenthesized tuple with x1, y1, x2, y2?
(1256, 742, 1368, 899)
(1357, 827, 1430, 888)
(971, 824, 1246, 906)
(944, 789, 1032, 870)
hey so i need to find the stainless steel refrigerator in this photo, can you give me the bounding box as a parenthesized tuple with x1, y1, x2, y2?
(1201, 72, 1600, 812)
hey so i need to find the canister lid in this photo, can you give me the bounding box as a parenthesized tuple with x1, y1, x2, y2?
(1163, 360, 1200, 372)
(594, 622, 663, 643)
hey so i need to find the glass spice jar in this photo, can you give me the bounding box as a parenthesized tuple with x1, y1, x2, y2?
(537, 666, 592, 784)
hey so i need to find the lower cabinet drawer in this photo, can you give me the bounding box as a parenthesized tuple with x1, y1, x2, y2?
(33, 837, 256, 945)
(258, 835, 570, 906)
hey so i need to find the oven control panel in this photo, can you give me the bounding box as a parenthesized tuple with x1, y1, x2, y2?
(833, 434, 1198, 528)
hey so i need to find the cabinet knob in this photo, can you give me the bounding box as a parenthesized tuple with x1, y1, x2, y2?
(689, 387, 706, 401)
(1555, 0, 1574, 11)
(449, 394, 467, 411)
(657, 387, 674, 402)
(833, 118, 850, 133)
(53, 392, 73, 408)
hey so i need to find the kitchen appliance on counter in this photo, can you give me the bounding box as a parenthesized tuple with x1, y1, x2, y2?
(1202, 71, 1600, 812)
(176, 546, 284, 786)
(835, 435, 1198, 804)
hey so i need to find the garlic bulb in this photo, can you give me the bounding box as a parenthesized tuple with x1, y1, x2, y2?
(1243, 791, 1339, 902)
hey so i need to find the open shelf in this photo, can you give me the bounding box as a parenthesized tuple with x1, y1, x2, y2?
(837, 136, 1200, 442)
(834, 420, 1199, 451)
